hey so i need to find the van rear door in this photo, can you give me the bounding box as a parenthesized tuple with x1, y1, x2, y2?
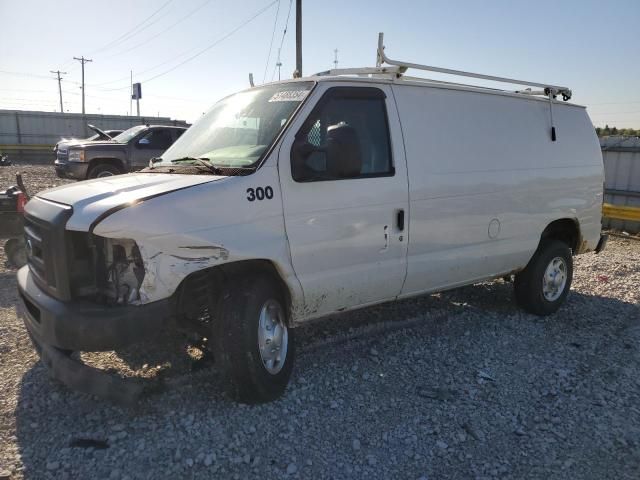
(278, 83, 409, 318)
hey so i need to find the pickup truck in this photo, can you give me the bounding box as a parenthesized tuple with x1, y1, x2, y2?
(53, 124, 123, 158)
(54, 124, 187, 179)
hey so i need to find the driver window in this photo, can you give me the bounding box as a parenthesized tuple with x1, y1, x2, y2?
(139, 129, 173, 149)
(292, 87, 393, 182)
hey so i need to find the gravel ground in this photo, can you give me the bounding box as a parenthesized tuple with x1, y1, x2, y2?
(1, 165, 640, 480)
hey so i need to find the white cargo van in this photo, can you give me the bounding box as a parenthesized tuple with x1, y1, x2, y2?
(18, 35, 606, 403)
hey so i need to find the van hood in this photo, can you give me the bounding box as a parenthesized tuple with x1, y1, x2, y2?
(37, 173, 226, 232)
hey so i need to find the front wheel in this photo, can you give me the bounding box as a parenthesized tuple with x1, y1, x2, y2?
(214, 274, 294, 403)
(514, 240, 573, 316)
(87, 163, 122, 179)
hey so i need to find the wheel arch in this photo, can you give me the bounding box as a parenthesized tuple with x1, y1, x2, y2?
(539, 218, 582, 253)
(175, 259, 296, 328)
(88, 157, 125, 175)
(220, 259, 293, 319)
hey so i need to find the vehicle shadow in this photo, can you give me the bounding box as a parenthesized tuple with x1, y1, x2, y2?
(0, 271, 19, 308)
(11, 281, 640, 478)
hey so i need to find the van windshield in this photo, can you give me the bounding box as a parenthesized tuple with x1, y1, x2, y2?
(155, 82, 314, 171)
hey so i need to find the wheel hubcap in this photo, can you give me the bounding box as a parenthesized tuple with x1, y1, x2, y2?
(96, 171, 115, 178)
(257, 299, 288, 375)
(542, 256, 567, 301)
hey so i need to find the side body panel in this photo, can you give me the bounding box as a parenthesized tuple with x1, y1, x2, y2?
(92, 165, 305, 313)
(277, 82, 410, 318)
(392, 83, 603, 297)
(83, 144, 127, 167)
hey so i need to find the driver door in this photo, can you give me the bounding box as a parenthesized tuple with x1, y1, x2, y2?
(278, 84, 409, 318)
(131, 128, 174, 168)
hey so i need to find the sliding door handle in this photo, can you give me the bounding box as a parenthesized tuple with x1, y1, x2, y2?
(396, 209, 405, 231)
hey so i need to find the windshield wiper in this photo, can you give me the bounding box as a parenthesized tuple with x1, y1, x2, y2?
(170, 157, 223, 175)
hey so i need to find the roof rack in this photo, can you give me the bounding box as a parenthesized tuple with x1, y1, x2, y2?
(315, 33, 571, 142)
(316, 33, 572, 102)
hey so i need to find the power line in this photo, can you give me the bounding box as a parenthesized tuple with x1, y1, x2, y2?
(94, 3, 175, 55)
(262, 0, 281, 83)
(0, 70, 51, 80)
(1, 87, 52, 93)
(92, 1, 278, 91)
(271, 0, 294, 81)
(132, 1, 279, 87)
(104, 0, 213, 60)
(88, 0, 213, 88)
(88, 0, 174, 55)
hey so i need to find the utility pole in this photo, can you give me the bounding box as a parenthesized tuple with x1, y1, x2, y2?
(50, 70, 67, 113)
(295, 0, 302, 77)
(333, 48, 338, 69)
(130, 70, 133, 117)
(276, 47, 282, 81)
(73, 56, 93, 114)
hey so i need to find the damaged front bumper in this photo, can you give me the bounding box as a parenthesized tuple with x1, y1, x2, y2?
(17, 265, 172, 404)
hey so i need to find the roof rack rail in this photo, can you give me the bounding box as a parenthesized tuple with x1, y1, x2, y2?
(375, 32, 572, 101)
(315, 33, 571, 143)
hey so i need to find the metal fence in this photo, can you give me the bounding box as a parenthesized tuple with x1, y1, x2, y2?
(0, 109, 190, 163)
(601, 136, 640, 233)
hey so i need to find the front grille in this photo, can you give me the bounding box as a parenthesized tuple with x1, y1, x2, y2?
(24, 197, 73, 300)
(24, 217, 46, 281)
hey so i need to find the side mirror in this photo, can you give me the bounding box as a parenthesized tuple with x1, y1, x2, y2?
(325, 123, 362, 178)
(291, 137, 318, 181)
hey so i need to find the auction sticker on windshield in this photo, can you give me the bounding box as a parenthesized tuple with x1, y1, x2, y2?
(268, 90, 309, 102)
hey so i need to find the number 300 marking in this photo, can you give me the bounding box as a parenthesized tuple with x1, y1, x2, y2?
(247, 186, 274, 202)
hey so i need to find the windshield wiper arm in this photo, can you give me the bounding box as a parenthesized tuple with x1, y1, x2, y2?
(170, 157, 223, 175)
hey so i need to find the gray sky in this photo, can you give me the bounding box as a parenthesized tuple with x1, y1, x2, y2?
(1, 0, 639, 127)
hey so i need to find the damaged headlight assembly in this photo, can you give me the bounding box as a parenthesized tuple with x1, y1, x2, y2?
(103, 238, 145, 304)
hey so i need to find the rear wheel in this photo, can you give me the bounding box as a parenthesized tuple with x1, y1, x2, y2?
(514, 240, 573, 316)
(213, 274, 294, 403)
(87, 163, 122, 179)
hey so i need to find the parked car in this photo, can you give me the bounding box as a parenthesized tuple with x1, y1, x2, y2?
(54, 124, 187, 179)
(18, 46, 606, 404)
(53, 124, 123, 155)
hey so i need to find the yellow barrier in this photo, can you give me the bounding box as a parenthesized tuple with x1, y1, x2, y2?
(603, 203, 640, 222)
(0, 144, 53, 151)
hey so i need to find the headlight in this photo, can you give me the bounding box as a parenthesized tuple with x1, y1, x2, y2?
(68, 149, 85, 162)
(104, 238, 145, 304)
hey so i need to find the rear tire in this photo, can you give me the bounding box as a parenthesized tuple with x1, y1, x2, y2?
(514, 240, 573, 316)
(213, 274, 294, 403)
(87, 163, 122, 179)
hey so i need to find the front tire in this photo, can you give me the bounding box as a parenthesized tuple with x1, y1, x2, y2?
(214, 274, 294, 403)
(87, 163, 122, 179)
(514, 240, 573, 316)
